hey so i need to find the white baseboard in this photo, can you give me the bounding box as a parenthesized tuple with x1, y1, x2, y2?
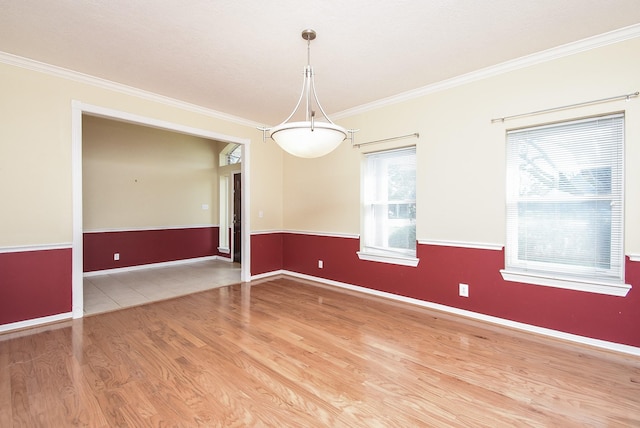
(251, 269, 285, 281)
(255, 270, 640, 357)
(0, 312, 73, 334)
(84, 255, 220, 277)
(6, 268, 636, 356)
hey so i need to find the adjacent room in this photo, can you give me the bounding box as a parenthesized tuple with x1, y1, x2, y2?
(1, 1, 639, 426)
(81, 115, 242, 314)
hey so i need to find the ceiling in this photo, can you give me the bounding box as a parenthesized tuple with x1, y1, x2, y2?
(1, 1, 640, 126)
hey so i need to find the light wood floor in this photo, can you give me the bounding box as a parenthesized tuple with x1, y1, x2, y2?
(84, 259, 241, 315)
(2, 275, 639, 427)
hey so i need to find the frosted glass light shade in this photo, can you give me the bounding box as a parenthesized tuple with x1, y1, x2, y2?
(270, 121, 347, 158)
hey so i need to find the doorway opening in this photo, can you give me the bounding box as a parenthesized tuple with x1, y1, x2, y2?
(71, 101, 251, 318)
(217, 144, 242, 265)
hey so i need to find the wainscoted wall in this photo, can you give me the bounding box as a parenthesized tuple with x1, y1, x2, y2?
(0, 248, 72, 325)
(259, 232, 640, 348)
(251, 232, 284, 276)
(83, 226, 220, 272)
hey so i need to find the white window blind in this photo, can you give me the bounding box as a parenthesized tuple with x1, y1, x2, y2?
(505, 113, 624, 283)
(363, 147, 416, 257)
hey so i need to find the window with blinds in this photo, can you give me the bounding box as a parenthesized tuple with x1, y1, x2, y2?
(505, 113, 624, 284)
(362, 147, 416, 258)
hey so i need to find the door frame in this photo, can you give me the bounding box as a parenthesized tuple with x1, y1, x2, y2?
(71, 101, 252, 319)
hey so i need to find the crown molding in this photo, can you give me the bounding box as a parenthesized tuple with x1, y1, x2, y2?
(0, 51, 262, 129)
(3, 23, 639, 126)
(332, 23, 640, 120)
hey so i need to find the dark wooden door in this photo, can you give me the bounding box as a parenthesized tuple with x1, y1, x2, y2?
(233, 173, 242, 263)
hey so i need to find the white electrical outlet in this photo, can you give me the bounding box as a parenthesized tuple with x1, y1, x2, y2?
(318, 260, 323, 269)
(114, 253, 120, 261)
(459, 283, 469, 297)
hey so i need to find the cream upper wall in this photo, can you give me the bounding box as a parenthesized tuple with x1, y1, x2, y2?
(283, 37, 640, 253)
(82, 116, 220, 230)
(0, 60, 283, 247)
(250, 139, 284, 232)
(282, 145, 362, 236)
(2, 36, 638, 251)
(0, 65, 74, 247)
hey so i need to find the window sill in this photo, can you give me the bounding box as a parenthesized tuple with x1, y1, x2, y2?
(500, 269, 631, 297)
(218, 246, 230, 254)
(357, 251, 419, 267)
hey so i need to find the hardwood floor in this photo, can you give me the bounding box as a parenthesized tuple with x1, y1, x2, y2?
(1, 276, 639, 427)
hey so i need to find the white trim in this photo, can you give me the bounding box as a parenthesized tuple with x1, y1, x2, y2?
(72, 101, 252, 319)
(78, 102, 251, 144)
(629, 254, 640, 262)
(250, 229, 285, 236)
(418, 240, 504, 251)
(2, 25, 638, 129)
(282, 230, 360, 239)
(83, 255, 219, 277)
(0, 51, 261, 129)
(266, 271, 640, 357)
(0, 243, 72, 253)
(251, 269, 286, 281)
(3, 25, 638, 128)
(218, 246, 230, 254)
(500, 269, 631, 297)
(250, 230, 360, 239)
(332, 24, 640, 120)
(72, 102, 83, 319)
(0, 312, 73, 334)
(356, 251, 420, 267)
(83, 224, 218, 234)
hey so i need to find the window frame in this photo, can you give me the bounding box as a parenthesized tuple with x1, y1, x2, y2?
(219, 143, 241, 166)
(500, 113, 631, 297)
(357, 146, 419, 267)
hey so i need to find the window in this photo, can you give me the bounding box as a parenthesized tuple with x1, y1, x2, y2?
(219, 144, 241, 166)
(502, 113, 629, 296)
(358, 147, 418, 266)
(218, 175, 230, 254)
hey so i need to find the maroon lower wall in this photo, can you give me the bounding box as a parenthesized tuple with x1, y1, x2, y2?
(251, 232, 284, 276)
(0, 248, 72, 325)
(4, 230, 637, 348)
(274, 232, 640, 348)
(83, 227, 219, 272)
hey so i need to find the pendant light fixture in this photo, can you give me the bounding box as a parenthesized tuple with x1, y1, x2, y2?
(259, 29, 356, 158)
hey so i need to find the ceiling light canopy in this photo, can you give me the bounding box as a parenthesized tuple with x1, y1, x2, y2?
(260, 29, 356, 158)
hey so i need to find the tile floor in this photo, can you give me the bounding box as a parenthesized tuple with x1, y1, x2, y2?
(83, 259, 242, 315)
